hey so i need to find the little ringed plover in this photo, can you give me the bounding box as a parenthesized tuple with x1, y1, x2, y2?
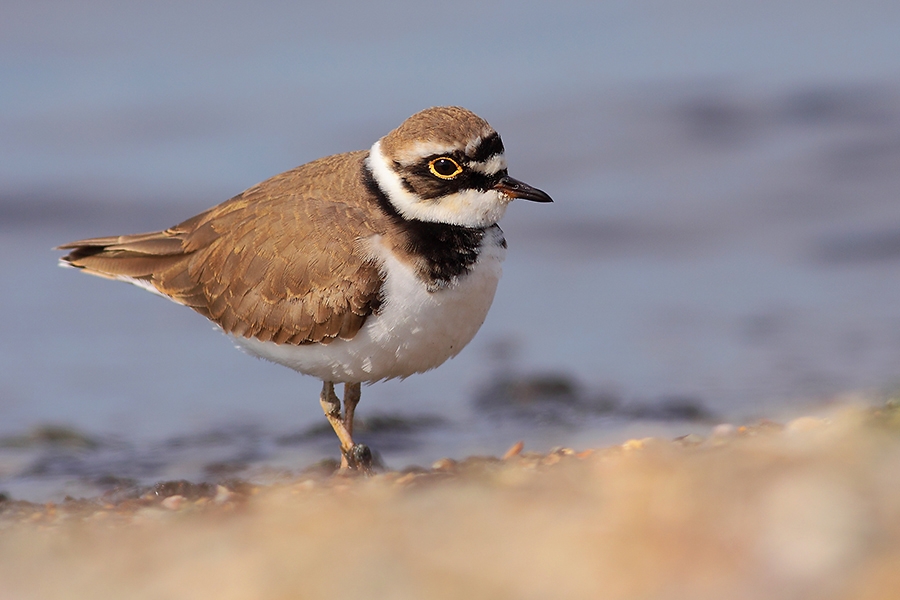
(58, 106, 552, 469)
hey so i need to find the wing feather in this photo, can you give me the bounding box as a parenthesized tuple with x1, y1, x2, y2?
(59, 151, 386, 345)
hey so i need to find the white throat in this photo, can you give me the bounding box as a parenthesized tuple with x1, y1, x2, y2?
(366, 140, 510, 228)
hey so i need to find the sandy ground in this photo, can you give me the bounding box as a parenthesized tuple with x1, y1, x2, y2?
(1, 402, 899, 600)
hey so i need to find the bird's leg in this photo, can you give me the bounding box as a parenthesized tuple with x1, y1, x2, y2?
(340, 382, 374, 471)
(319, 381, 355, 460)
(343, 382, 361, 438)
(318, 381, 373, 471)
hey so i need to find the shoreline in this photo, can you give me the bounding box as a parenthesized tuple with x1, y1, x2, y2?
(1, 402, 898, 599)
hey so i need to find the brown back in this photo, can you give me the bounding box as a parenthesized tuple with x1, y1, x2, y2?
(60, 151, 387, 345)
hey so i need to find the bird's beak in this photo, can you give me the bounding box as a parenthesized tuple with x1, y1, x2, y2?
(493, 175, 553, 203)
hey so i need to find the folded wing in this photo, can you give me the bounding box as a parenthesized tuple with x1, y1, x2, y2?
(59, 154, 384, 345)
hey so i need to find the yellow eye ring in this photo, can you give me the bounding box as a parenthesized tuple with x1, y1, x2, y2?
(428, 157, 463, 179)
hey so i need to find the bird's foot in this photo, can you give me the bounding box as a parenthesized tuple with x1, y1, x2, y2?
(340, 443, 378, 474)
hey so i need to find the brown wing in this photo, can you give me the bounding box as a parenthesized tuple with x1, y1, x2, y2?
(59, 151, 386, 345)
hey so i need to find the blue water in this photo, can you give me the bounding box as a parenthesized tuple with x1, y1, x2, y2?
(3, 0, 900, 500)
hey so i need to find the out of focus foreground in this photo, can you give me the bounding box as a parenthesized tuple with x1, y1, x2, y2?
(2, 400, 898, 600)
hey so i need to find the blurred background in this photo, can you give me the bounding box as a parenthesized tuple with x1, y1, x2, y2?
(2, 0, 900, 500)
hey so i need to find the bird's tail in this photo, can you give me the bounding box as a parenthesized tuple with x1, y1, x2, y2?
(57, 230, 189, 296)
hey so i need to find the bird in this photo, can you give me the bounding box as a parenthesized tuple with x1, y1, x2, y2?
(58, 106, 552, 470)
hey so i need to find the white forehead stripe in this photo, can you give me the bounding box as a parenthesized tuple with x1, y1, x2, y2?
(469, 153, 507, 175)
(392, 130, 496, 166)
(465, 135, 485, 155)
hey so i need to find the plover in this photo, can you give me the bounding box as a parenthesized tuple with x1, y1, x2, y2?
(59, 106, 552, 469)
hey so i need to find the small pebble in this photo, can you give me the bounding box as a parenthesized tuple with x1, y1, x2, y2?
(621, 438, 655, 451)
(503, 441, 525, 460)
(432, 458, 457, 471)
(161, 495, 185, 511)
(214, 485, 233, 504)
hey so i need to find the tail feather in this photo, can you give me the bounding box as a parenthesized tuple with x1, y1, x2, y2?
(58, 231, 188, 288)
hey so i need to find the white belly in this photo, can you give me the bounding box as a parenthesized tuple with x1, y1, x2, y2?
(232, 231, 506, 383)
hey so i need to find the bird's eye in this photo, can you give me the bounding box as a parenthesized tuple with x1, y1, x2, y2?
(428, 157, 463, 179)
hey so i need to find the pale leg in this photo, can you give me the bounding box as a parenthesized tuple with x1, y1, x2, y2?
(319, 381, 355, 459)
(318, 381, 372, 471)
